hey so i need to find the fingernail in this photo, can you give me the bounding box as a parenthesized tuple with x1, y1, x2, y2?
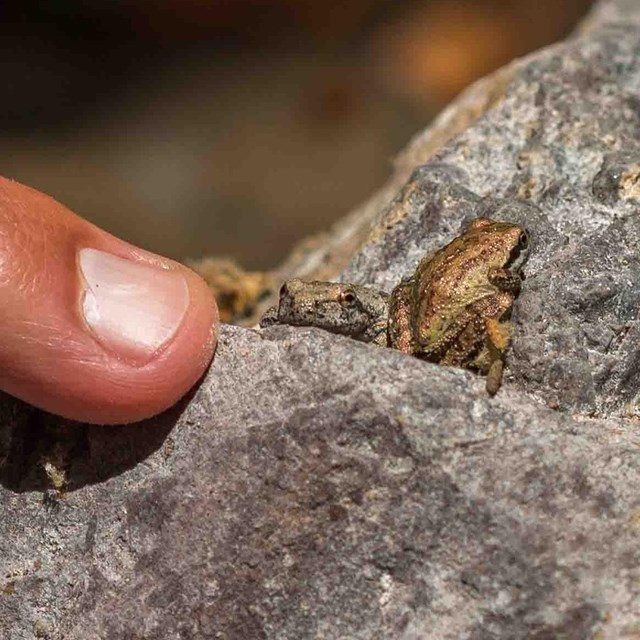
(79, 248, 189, 363)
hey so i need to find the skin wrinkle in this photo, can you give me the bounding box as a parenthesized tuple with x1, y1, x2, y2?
(0, 216, 51, 295)
(0, 214, 17, 289)
(10, 318, 185, 374)
(0, 342, 151, 398)
(10, 327, 90, 354)
(2, 315, 205, 399)
(4, 328, 104, 363)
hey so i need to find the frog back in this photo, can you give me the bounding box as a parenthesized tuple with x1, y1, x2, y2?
(412, 232, 511, 347)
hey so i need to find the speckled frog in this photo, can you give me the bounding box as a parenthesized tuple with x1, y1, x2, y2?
(261, 217, 530, 394)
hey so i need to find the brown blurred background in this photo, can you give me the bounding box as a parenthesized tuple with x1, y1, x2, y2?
(0, 0, 593, 269)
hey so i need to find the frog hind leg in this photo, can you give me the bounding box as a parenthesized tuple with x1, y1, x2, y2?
(413, 293, 492, 365)
(388, 279, 415, 353)
(435, 312, 484, 366)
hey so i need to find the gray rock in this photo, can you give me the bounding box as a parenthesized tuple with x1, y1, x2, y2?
(3, 1, 640, 638)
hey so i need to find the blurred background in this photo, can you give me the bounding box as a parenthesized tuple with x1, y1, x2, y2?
(0, 0, 593, 270)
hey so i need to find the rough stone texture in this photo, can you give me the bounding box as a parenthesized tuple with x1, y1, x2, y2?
(3, 1, 640, 638)
(3, 327, 639, 640)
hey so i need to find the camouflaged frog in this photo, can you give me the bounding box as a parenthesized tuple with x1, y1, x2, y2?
(261, 217, 530, 394)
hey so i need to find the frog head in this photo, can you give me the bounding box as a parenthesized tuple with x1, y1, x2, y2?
(265, 278, 389, 344)
(467, 217, 530, 275)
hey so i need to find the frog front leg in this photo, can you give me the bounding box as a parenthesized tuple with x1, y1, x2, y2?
(260, 305, 279, 327)
(488, 267, 522, 294)
(466, 291, 514, 395)
(369, 318, 390, 347)
(388, 279, 415, 353)
(484, 316, 512, 396)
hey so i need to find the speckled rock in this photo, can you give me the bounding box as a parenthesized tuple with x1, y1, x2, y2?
(3, 1, 640, 638)
(2, 326, 639, 639)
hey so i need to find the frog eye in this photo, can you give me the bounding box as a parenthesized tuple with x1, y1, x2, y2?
(279, 282, 289, 298)
(518, 231, 530, 249)
(339, 290, 357, 306)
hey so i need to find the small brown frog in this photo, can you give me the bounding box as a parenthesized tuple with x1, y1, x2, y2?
(260, 279, 390, 346)
(261, 217, 530, 394)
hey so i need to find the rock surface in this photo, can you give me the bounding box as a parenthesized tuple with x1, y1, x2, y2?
(3, 1, 640, 638)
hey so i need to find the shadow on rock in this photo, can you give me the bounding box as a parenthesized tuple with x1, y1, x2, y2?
(0, 391, 189, 494)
